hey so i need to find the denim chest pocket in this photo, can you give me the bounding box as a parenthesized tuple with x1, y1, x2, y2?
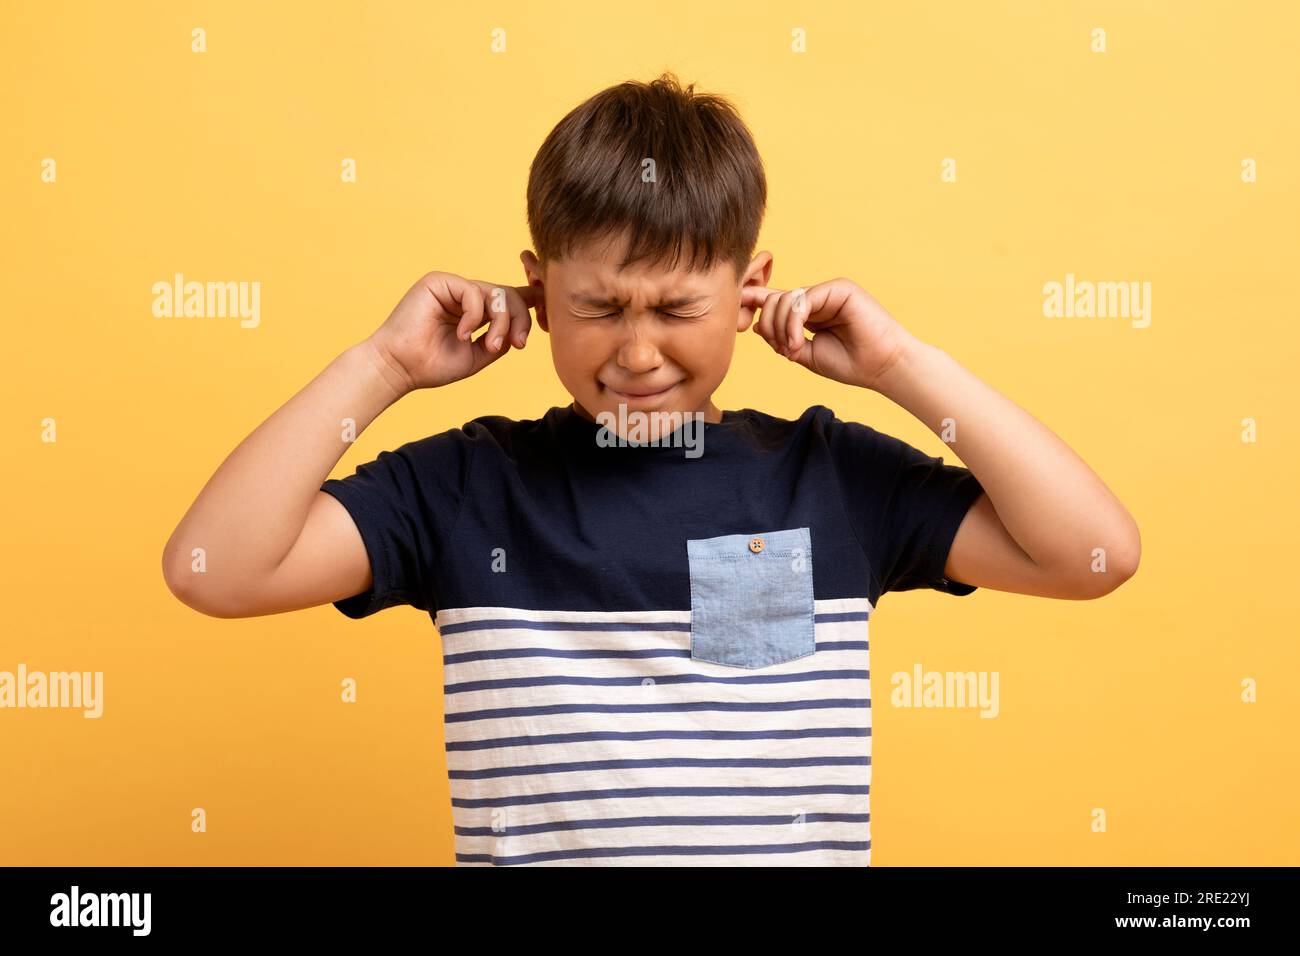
(686, 527, 816, 668)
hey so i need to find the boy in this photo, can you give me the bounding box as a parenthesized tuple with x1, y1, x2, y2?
(162, 73, 1140, 866)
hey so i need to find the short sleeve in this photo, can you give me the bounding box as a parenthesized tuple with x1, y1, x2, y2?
(823, 411, 985, 601)
(319, 426, 477, 619)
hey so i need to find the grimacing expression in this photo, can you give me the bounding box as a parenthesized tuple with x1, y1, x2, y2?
(521, 234, 773, 438)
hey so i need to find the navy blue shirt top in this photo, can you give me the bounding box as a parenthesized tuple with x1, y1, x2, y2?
(319, 403, 985, 867)
(322, 403, 984, 620)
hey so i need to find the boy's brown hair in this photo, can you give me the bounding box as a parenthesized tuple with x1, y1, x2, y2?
(526, 71, 766, 281)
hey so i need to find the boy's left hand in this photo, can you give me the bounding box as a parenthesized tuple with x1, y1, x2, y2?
(741, 279, 920, 391)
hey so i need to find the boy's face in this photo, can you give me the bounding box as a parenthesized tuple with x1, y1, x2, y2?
(520, 231, 773, 434)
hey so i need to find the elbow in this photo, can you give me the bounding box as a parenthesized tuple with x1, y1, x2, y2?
(162, 551, 206, 615)
(1116, 534, 1141, 583)
(1089, 552, 1139, 599)
(1079, 526, 1141, 599)
(1112, 519, 1142, 587)
(164, 576, 246, 619)
(162, 545, 245, 619)
(161, 542, 189, 606)
(162, 539, 200, 611)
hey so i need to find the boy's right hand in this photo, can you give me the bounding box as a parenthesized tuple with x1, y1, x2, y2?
(366, 271, 540, 395)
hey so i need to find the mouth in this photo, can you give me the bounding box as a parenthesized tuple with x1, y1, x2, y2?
(602, 381, 681, 403)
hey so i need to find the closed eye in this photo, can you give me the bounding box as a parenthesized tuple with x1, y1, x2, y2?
(584, 310, 701, 319)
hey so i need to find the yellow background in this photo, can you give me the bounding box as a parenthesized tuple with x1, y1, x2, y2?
(2, 0, 1296, 865)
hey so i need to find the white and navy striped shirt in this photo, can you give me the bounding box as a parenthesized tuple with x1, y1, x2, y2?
(322, 404, 984, 866)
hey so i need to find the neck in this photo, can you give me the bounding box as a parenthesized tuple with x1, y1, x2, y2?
(572, 398, 724, 425)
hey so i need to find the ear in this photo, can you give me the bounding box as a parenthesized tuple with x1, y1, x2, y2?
(520, 250, 549, 332)
(736, 250, 774, 332)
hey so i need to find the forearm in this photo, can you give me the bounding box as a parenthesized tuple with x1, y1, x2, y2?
(162, 339, 406, 592)
(872, 338, 1140, 577)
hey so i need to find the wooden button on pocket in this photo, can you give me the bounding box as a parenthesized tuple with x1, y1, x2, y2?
(686, 527, 816, 669)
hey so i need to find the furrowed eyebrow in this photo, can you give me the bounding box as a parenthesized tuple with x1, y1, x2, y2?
(569, 292, 709, 310)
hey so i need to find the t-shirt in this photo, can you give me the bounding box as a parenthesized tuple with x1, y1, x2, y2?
(319, 403, 985, 866)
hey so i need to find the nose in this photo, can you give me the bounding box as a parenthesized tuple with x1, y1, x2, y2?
(616, 326, 665, 374)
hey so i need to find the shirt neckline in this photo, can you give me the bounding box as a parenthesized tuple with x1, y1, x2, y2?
(552, 402, 748, 454)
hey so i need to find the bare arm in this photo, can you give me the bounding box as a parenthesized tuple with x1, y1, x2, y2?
(161, 271, 537, 618)
(744, 278, 1140, 600)
(161, 341, 407, 617)
(873, 340, 1141, 599)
